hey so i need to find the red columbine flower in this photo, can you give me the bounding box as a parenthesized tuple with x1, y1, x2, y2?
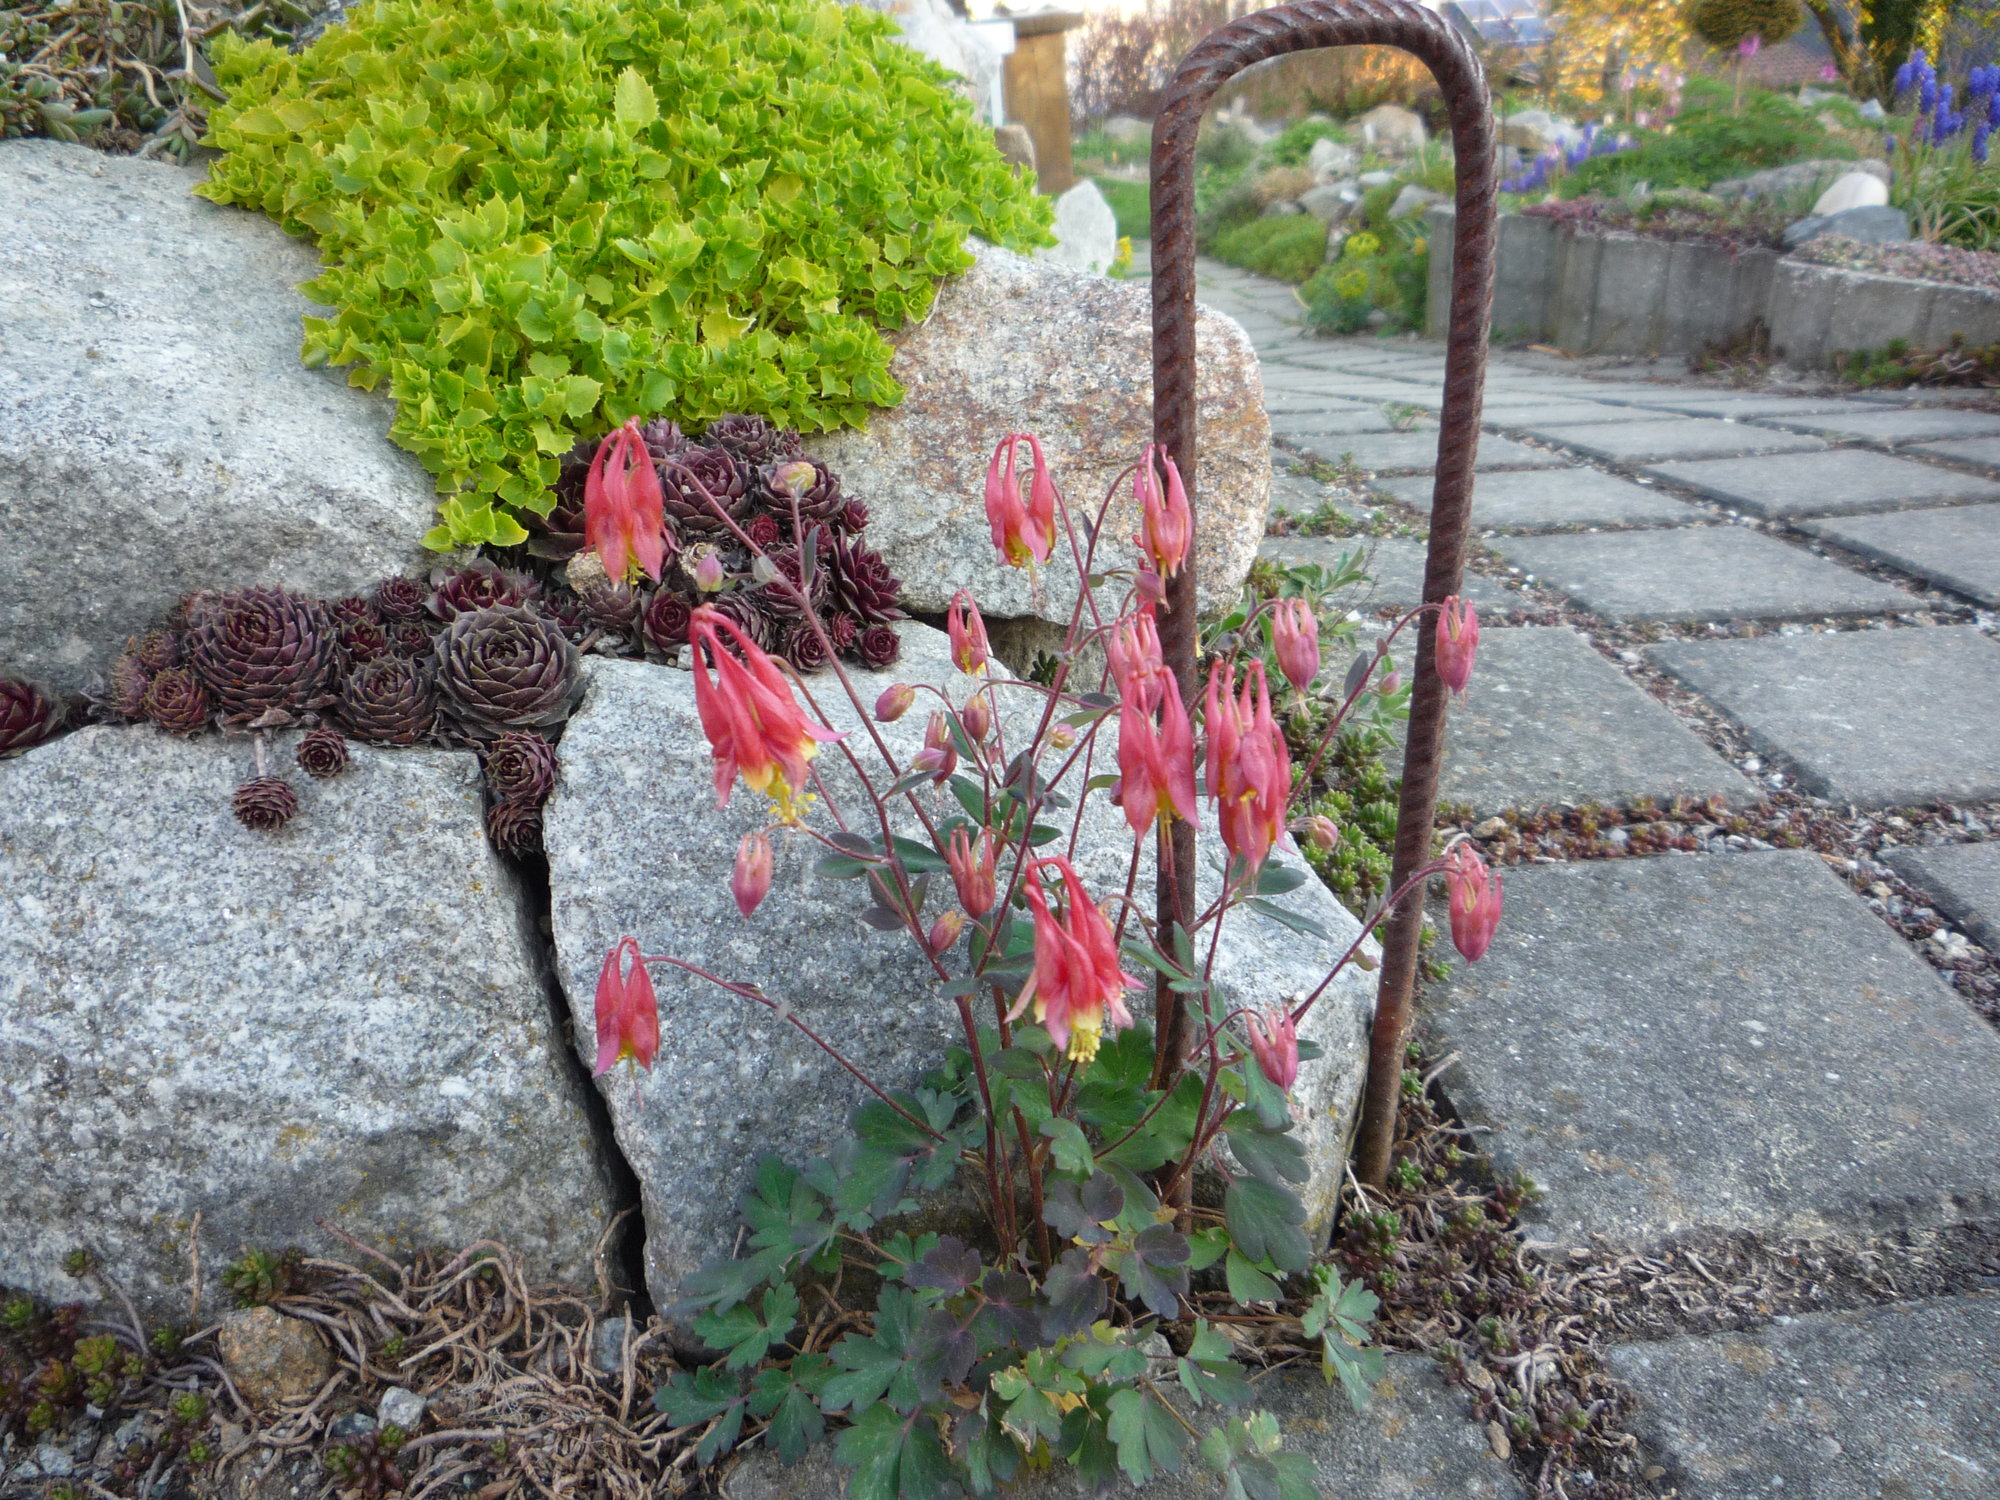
(1435, 595, 1479, 697)
(1271, 598, 1320, 695)
(1135, 444, 1191, 581)
(1116, 671, 1197, 836)
(593, 937, 660, 1077)
(1012, 856, 1140, 1062)
(948, 590, 991, 677)
(733, 831, 774, 917)
(689, 605, 842, 821)
(1204, 659, 1290, 876)
(948, 826, 998, 917)
(1444, 843, 1503, 962)
(984, 433, 1056, 569)
(917, 710, 958, 783)
(1245, 1007, 1300, 1092)
(1106, 607, 1166, 710)
(584, 419, 669, 584)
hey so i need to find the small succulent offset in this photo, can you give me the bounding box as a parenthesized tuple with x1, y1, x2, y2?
(591, 434, 1498, 1496)
(0, 675, 60, 756)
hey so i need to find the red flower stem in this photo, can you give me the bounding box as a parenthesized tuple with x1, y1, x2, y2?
(1285, 855, 1454, 1027)
(1296, 602, 1435, 793)
(954, 990, 1015, 1258)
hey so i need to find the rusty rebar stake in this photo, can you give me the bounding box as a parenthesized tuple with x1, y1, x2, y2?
(1149, 1, 1496, 1187)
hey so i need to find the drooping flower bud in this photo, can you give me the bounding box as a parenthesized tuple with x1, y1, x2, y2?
(1245, 1007, 1300, 1093)
(1444, 843, 1503, 962)
(947, 826, 997, 917)
(766, 460, 817, 504)
(1379, 670, 1403, 698)
(1106, 609, 1166, 710)
(961, 695, 993, 744)
(1291, 813, 1340, 852)
(928, 910, 967, 955)
(733, 831, 774, 917)
(1435, 596, 1479, 697)
(947, 590, 991, 677)
(691, 550, 727, 593)
(593, 937, 660, 1076)
(1134, 567, 1166, 607)
(1050, 723, 1077, 751)
(875, 682, 916, 723)
(919, 711, 958, 782)
(1271, 598, 1320, 695)
(1135, 444, 1192, 580)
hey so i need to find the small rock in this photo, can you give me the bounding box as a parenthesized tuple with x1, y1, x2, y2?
(1473, 817, 1510, 838)
(1035, 179, 1119, 276)
(992, 123, 1035, 175)
(1100, 114, 1150, 148)
(1486, 1419, 1512, 1460)
(1307, 136, 1357, 179)
(33, 1445, 74, 1478)
(1388, 184, 1445, 220)
(1810, 170, 1890, 217)
(591, 1316, 632, 1375)
(1500, 109, 1579, 154)
(1357, 169, 1396, 188)
(1857, 99, 1886, 122)
(218, 1307, 333, 1408)
(377, 1388, 426, 1431)
(1782, 203, 1911, 249)
(112, 1415, 149, 1453)
(1298, 183, 1357, 225)
(328, 1413, 377, 1441)
(1261, 199, 1304, 217)
(1354, 103, 1426, 154)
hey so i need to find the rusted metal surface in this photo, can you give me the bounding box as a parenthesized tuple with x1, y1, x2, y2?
(1148, 1, 1497, 1186)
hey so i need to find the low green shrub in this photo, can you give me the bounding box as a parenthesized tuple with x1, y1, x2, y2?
(1210, 213, 1328, 283)
(1560, 89, 1857, 198)
(1092, 175, 1152, 241)
(198, 0, 1051, 549)
(1262, 116, 1346, 167)
(1300, 214, 1429, 334)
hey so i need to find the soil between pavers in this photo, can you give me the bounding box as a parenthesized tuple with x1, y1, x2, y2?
(1799, 503, 2000, 607)
(1371, 468, 1698, 531)
(1428, 626, 1755, 814)
(1603, 1294, 2000, 1499)
(1645, 626, 2000, 806)
(725, 1355, 1525, 1500)
(1882, 841, 2000, 955)
(1485, 527, 1920, 624)
(1640, 447, 2000, 519)
(1423, 849, 2000, 1253)
(1517, 418, 1829, 464)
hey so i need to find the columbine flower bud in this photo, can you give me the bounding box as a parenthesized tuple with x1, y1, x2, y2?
(1291, 814, 1340, 852)
(1379, 670, 1403, 697)
(1135, 444, 1192, 580)
(1134, 567, 1166, 607)
(1435, 596, 1479, 697)
(733, 831, 774, 918)
(1271, 598, 1320, 695)
(947, 826, 997, 917)
(921, 711, 958, 782)
(767, 460, 816, 503)
(961, 695, 993, 744)
(691, 549, 727, 593)
(1050, 724, 1077, 751)
(1444, 843, 1503, 962)
(875, 682, 915, 723)
(928, 910, 967, 955)
(948, 590, 991, 677)
(1245, 1007, 1300, 1093)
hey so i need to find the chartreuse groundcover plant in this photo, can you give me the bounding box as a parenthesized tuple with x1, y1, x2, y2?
(578, 431, 1501, 1496)
(196, 0, 1052, 550)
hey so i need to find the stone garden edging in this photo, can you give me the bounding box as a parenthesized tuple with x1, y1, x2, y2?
(1424, 205, 2000, 364)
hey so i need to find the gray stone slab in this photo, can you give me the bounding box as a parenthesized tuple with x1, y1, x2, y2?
(1373, 468, 1698, 531)
(1435, 627, 1753, 813)
(1800, 503, 2000, 606)
(729, 1355, 1524, 1500)
(1883, 841, 2000, 954)
(1258, 534, 1516, 614)
(1488, 527, 1919, 624)
(1519, 418, 1829, 464)
(1757, 406, 2000, 446)
(1912, 435, 2000, 474)
(1270, 407, 1412, 442)
(1647, 626, 2000, 805)
(1428, 850, 2000, 1251)
(1261, 389, 1377, 413)
(1479, 400, 1648, 428)
(1602, 392, 1880, 419)
(1605, 1295, 2000, 1500)
(1642, 448, 2000, 519)
(1290, 430, 1567, 476)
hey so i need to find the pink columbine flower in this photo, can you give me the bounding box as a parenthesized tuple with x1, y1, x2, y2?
(948, 590, 992, 677)
(733, 831, 774, 917)
(1435, 595, 1479, 697)
(1107, 607, 1167, 710)
(1245, 1007, 1300, 1092)
(947, 826, 998, 917)
(593, 937, 660, 1077)
(584, 419, 669, 584)
(1116, 672, 1197, 836)
(875, 683, 915, 723)
(918, 711, 958, 782)
(1204, 658, 1291, 876)
(984, 433, 1056, 569)
(1444, 843, 1503, 962)
(689, 606, 843, 821)
(1011, 856, 1141, 1062)
(1271, 598, 1320, 695)
(1135, 444, 1192, 581)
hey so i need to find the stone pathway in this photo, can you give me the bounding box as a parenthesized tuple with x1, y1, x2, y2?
(1184, 256, 2000, 1497)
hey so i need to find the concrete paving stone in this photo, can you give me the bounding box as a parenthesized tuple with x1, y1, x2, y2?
(1882, 841, 2000, 954)
(1434, 626, 1755, 814)
(729, 1354, 1525, 1500)
(1372, 468, 1699, 531)
(1604, 1295, 2000, 1500)
(1799, 503, 2000, 606)
(1488, 527, 1919, 624)
(1520, 418, 1829, 464)
(1267, 468, 1375, 524)
(1427, 850, 2000, 1251)
(1646, 626, 2000, 805)
(1480, 400, 1660, 428)
(1271, 408, 1416, 442)
(1849, 385, 2000, 405)
(1295, 430, 1568, 476)
(1755, 406, 2000, 446)
(1262, 391, 1380, 414)
(1641, 448, 2000, 519)
(1258, 534, 1518, 614)
(1911, 435, 2000, 474)
(1605, 393, 1879, 419)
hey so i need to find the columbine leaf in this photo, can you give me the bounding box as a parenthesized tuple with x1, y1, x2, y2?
(1225, 1250, 1282, 1306)
(693, 1282, 800, 1370)
(1106, 1387, 1185, 1486)
(1117, 1223, 1191, 1320)
(654, 1367, 747, 1464)
(1243, 896, 1333, 942)
(748, 1354, 831, 1464)
(1038, 1247, 1106, 1339)
(904, 1235, 981, 1295)
(1224, 1178, 1312, 1274)
(836, 1401, 958, 1500)
(1038, 1117, 1094, 1177)
(1223, 1111, 1310, 1186)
